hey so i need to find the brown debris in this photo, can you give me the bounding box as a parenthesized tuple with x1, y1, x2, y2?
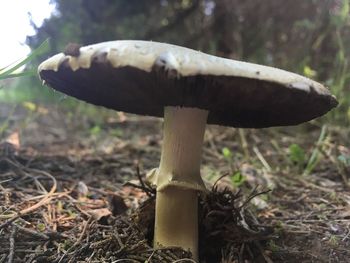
(64, 43, 82, 57)
(0, 104, 349, 262)
(0, 150, 270, 262)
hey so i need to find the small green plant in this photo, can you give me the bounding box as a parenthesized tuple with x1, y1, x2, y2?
(37, 223, 46, 232)
(303, 125, 328, 175)
(288, 143, 306, 171)
(287, 126, 328, 175)
(230, 171, 246, 187)
(303, 65, 317, 78)
(335, 154, 350, 185)
(56, 200, 63, 212)
(274, 220, 284, 235)
(90, 125, 102, 136)
(67, 209, 77, 218)
(338, 154, 350, 166)
(222, 147, 232, 159)
(328, 191, 338, 201)
(62, 239, 74, 250)
(110, 128, 123, 137)
(222, 147, 236, 175)
(328, 235, 340, 247)
(267, 240, 280, 252)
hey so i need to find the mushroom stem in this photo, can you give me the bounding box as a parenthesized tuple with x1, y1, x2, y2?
(154, 106, 208, 260)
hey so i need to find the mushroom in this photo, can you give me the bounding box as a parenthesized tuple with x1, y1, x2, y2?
(38, 40, 337, 260)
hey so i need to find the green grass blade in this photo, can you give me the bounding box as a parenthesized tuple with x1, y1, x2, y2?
(0, 70, 37, 80)
(303, 125, 327, 175)
(0, 39, 49, 78)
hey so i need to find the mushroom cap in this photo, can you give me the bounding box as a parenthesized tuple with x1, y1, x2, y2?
(39, 40, 337, 128)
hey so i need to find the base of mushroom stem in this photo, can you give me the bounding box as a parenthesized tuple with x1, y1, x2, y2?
(154, 187, 198, 260)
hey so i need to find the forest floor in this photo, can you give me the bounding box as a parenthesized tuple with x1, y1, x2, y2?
(0, 102, 349, 263)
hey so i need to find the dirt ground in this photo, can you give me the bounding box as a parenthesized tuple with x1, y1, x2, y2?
(0, 102, 349, 262)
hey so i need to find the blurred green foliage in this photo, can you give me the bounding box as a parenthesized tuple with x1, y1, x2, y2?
(230, 171, 246, 187)
(2, 0, 349, 125)
(222, 147, 233, 160)
(304, 125, 329, 175)
(287, 125, 329, 175)
(288, 143, 306, 171)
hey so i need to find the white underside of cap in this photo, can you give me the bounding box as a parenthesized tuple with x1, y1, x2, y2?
(38, 40, 331, 96)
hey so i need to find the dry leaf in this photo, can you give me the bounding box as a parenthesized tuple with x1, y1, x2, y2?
(87, 208, 111, 221)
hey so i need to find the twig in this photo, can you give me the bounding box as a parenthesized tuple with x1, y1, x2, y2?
(253, 146, 272, 172)
(7, 226, 17, 263)
(239, 129, 250, 160)
(86, 251, 95, 262)
(172, 259, 197, 263)
(113, 224, 125, 252)
(145, 250, 156, 262)
(0, 165, 57, 230)
(239, 186, 271, 209)
(111, 259, 138, 263)
(212, 173, 229, 188)
(14, 224, 49, 240)
(122, 166, 156, 197)
(135, 166, 146, 190)
(342, 227, 350, 242)
(73, 217, 92, 246)
(253, 241, 274, 263)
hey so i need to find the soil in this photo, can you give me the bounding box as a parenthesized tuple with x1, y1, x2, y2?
(0, 102, 349, 263)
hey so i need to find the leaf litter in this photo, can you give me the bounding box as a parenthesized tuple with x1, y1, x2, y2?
(0, 103, 349, 262)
